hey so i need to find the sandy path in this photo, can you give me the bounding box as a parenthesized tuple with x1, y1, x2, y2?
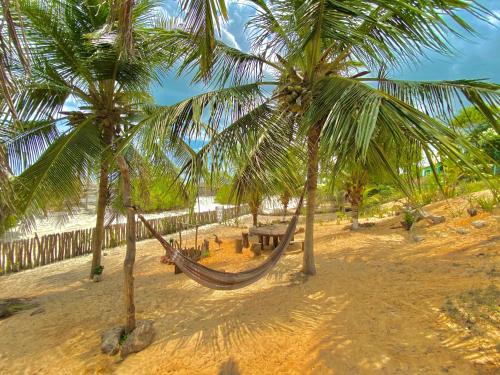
(0, 197, 498, 374)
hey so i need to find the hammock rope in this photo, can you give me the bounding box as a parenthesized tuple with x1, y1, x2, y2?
(136, 189, 305, 290)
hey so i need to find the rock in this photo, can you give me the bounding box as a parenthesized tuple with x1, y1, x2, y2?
(412, 235, 425, 242)
(471, 220, 487, 229)
(93, 274, 102, 282)
(428, 215, 446, 224)
(101, 326, 125, 355)
(467, 208, 478, 217)
(456, 228, 469, 235)
(103, 252, 108, 256)
(121, 320, 155, 358)
(30, 307, 45, 316)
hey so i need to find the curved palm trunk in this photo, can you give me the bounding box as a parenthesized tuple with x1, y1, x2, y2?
(303, 124, 321, 275)
(90, 126, 113, 278)
(117, 155, 136, 333)
(90, 160, 109, 278)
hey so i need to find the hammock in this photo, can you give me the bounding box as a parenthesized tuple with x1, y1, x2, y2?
(137, 191, 305, 290)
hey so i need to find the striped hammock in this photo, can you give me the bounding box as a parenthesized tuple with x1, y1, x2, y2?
(137, 191, 304, 290)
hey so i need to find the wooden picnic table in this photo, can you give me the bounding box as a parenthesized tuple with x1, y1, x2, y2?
(249, 223, 297, 249)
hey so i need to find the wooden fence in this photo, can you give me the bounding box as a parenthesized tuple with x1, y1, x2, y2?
(0, 205, 249, 275)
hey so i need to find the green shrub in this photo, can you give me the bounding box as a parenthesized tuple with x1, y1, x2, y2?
(402, 211, 415, 230)
(132, 177, 189, 212)
(476, 196, 497, 212)
(335, 211, 347, 224)
(214, 184, 237, 204)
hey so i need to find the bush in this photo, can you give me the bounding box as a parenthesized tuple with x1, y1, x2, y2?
(402, 211, 415, 230)
(132, 177, 189, 212)
(475, 196, 497, 212)
(214, 184, 237, 205)
(92, 265, 104, 276)
(335, 211, 347, 224)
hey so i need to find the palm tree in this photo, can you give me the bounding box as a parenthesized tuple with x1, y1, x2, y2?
(2, 0, 190, 280)
(341, 168, 368, 230)
(2, 0, 242, 331)
(146, 0, 500, 275)
(1, 0, 203, 333)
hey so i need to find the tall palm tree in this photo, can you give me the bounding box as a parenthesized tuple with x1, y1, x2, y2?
(1, 0, 194, 282)
(1, 0, 235, 267)
(142, 0, 500, 275)
(2, 0, 234, 331)
(1, 4, 194, 333)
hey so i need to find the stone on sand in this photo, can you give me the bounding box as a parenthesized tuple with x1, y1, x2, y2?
(101, 326, 124, 355)
(120, 320, 155, 358)
(412, 235, 425, 242)
(471, 220, 487, 229)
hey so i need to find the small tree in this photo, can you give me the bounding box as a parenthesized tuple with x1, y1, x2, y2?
(342, 169, 369, 230)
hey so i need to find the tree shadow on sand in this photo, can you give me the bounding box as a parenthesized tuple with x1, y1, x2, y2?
(218, 357, 241, 375)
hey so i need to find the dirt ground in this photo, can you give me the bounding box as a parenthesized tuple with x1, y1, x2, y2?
(0, 195, 498, 374)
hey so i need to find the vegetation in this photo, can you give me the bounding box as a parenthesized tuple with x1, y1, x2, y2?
(1, 0, 500, 348)
(156, 0, 500, 276)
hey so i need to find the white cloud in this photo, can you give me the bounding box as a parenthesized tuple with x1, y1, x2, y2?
(220, 24, 241, 49)
(486, 10, 500, 26)
(226, 0, 254, 8)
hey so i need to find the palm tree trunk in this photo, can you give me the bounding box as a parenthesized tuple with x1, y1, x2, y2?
(303, 124, 321, 275)
(117, 155, 136, 333)
(90, 160, 109, 278)
(252, 210, 258, 226)
(281, 193, 290, 219)
(351, 202, 359, 230)
(90, 126, 113, 279)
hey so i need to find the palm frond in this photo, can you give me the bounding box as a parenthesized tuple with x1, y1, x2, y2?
(13, 115, 101, 219)
(312, 76, 492, 182)
(5, 119, 59, 173)
(180, 0, 228, 74)
(365, 77, 500, 132)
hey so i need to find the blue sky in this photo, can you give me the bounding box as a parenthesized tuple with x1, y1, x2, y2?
(153, 0, 500, 105)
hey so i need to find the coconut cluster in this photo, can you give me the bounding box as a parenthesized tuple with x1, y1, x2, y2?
(278, 83, 311, 114)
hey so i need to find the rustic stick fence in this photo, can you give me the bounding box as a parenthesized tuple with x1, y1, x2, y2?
(0, 205, 249, 275)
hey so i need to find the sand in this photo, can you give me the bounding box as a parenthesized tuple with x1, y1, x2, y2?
(0, 195, 498, 374)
